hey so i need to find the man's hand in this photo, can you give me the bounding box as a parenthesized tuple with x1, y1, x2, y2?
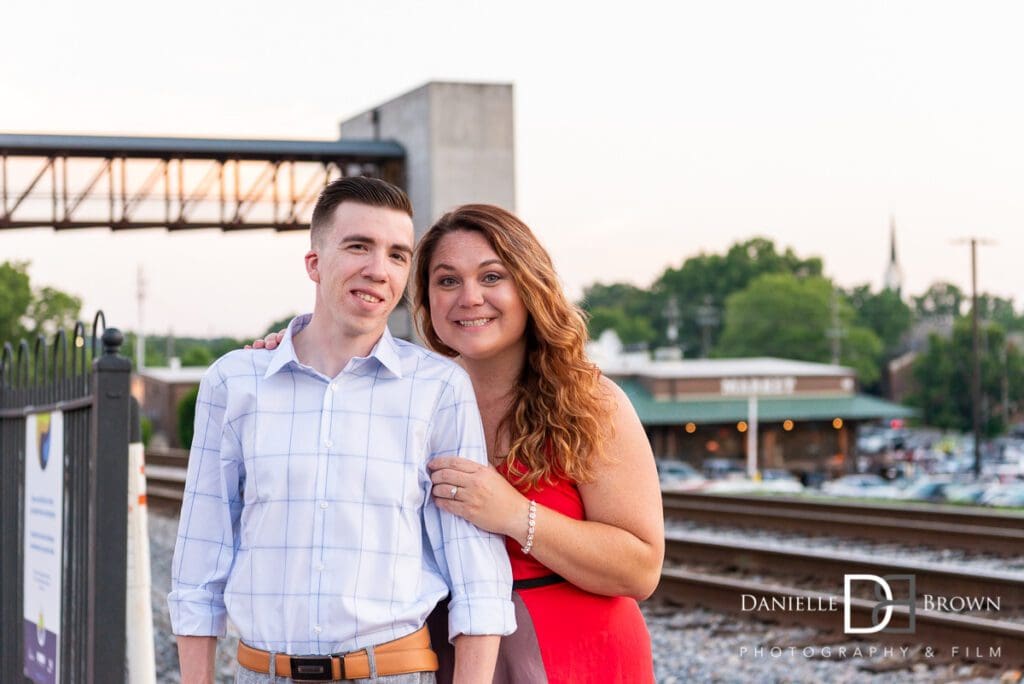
(176, 635, 218, 684)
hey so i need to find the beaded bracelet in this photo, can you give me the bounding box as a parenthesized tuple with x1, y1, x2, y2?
(521, 500, 537, 555)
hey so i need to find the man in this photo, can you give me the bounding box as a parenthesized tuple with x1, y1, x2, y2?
(169, 177, 515, 683)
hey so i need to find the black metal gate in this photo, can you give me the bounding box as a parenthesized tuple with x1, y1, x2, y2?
(0, 314, 131, 683)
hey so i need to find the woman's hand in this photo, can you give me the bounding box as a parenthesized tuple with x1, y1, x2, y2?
(428, 457, 530, 543)
(244, 330, 285, 350)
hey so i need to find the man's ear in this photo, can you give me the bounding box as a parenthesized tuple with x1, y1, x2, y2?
(305, 249, 320, 284)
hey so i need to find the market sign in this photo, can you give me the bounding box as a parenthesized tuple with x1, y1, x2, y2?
(720, 376, 797, 396)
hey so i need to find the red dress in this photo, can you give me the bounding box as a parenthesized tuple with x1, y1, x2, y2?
(493, 464, 656, 684)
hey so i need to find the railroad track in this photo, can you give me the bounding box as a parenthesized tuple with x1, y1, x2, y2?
(143, 448, 188, 507)
(149, 455, 1024, 544)
(655, 569, 1024, 666)
(663, 491, 1024, 554)
(658, 532, 1024, 666)
(664, 491, 1024, 529)
(664, 533, 1024, 611)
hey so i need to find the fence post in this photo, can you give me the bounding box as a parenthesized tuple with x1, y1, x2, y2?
(0, 343, 22, 684)
(87, 328, 131, 682)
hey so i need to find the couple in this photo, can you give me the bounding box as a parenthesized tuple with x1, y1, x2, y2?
(169, 177, 663, 683)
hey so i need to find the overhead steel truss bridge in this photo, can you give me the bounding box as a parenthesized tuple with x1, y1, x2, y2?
(0, 133, 405, 232)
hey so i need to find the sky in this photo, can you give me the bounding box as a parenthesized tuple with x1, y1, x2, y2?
(3, 0, 1023, 338)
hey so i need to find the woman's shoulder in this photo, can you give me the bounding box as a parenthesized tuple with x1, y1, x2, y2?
(596, 375, 634, 416)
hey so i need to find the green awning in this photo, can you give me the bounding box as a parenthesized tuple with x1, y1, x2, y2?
(613, 378, 916, 425)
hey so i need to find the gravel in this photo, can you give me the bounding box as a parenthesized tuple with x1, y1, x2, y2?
(149, 505, 239, 684)
(148, 506, 1016, 683)
(642, 602, 1012, 683)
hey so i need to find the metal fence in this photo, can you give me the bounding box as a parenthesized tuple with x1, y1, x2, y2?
(1, 313, 131, 683)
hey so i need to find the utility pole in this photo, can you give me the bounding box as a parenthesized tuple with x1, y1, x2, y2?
(695, 296, 719, 358)
(135, 265, 146, 370)
(663, 296, 680, 347)
(1001, 342, 1009, 429)
(954, 237, 995, 479)
(826, 286, 845, 365)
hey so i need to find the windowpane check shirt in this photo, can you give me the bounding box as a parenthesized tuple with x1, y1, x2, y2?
(168, 315, 515, 655)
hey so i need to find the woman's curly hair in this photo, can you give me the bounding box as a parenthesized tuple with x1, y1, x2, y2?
(413, 204, 612, 487)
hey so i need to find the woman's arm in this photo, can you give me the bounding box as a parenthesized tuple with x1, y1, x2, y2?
(430, 377, 664, 600)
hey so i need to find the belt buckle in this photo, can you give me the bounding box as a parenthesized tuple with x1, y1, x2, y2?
(289, 655, 336, 681)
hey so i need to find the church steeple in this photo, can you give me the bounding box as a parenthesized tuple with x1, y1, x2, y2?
(883, 215, 903, 296)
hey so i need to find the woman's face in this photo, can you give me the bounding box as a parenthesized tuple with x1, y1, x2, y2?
(427, 230, 529, 362)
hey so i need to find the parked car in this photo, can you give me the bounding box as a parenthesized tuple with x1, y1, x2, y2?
(757, 469, 805, 493)
(700, 469, 804, 495)
(655, 458, 706, 491)
(821, 474, 899, 499)
(943, 481, 991, 504)
(895, 477, 953, 503)
(702, 458, 746, 480)
(980, 483, 1024, 508)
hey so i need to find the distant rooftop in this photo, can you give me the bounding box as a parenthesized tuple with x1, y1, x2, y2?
(598, 356, 855, 379)
(614, 378, 915, 424)
(587, 330, 855, 379)
(136, 366, 207, 384)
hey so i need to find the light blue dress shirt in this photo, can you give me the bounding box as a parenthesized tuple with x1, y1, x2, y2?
(168, 315, 515, 655)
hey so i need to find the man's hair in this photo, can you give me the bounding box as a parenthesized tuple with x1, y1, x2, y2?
(310, 176, 413, 246)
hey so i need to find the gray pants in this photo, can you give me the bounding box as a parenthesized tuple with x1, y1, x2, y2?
(235, 665, 435, 684)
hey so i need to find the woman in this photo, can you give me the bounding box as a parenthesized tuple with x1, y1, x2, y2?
(256, 205, 663, 682)
(415, 205, 663, 683)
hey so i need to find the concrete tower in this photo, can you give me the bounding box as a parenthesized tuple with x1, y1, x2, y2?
(883, 216, 903, 296)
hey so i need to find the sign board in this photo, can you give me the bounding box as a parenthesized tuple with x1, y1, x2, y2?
(23, 411, 63, 684)
(720, 376, 797, 396)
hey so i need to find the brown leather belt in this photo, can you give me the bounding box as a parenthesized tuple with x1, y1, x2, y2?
(236, 625, 439, 681)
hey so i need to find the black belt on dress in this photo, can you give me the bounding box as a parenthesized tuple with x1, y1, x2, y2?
(513, 573, 566, 590)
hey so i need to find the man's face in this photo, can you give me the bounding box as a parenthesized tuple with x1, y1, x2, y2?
(306, 201, 414, 341)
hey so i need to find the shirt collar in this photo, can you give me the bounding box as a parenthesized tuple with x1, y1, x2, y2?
(371, 327, 405, 379)
(263, 314, 404, 379)
(263, 314, 310, 379)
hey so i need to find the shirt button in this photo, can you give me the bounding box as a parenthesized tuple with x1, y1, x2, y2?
(324, 439, 333, 448)
(313, 625, 322, 634)
(316, 562, 325, 571)
(320, 501, 328, 509)
(330, 383, 338, 392)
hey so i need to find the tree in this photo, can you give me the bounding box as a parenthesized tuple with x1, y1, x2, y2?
(24, 286, 82, 337)
(0, 261, 82, 346)
(586, 306, 657, 346)
(579, 284, 659, 344)
(179, 346, 214, 367)
(715, 273, 883, 385)
(0, 261, 32, 344)
(178, 387, 200, 449)
(843, 285, 913, 354)
(653, 237, 823, 353)
(913, 282, 964, 319)
(910, 319, 1024, 435)
(264, 314, 299, 336)
(976, 294, 1024, 332)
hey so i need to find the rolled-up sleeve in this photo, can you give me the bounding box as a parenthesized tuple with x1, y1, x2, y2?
(167, 362, 244, 636)
(423, 370, 516, 640)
